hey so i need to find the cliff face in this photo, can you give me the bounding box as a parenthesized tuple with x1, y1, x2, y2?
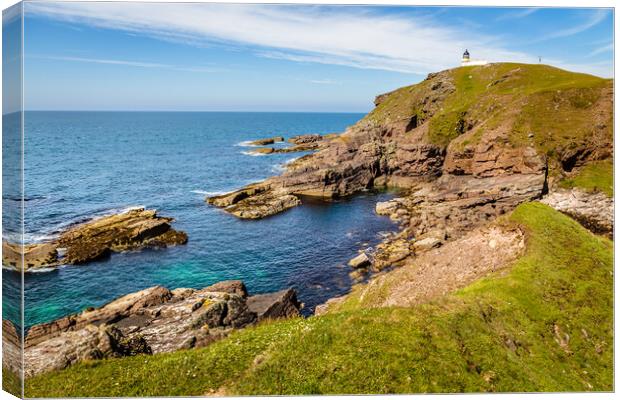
(207, 63, 612, 222)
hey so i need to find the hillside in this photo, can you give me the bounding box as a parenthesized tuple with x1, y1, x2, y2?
(21, 63, 614, 396)
(25, 203, 613, 396)
(206, 63, 612, 219)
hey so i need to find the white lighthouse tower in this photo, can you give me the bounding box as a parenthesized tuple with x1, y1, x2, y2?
(461, 49, 488, 66)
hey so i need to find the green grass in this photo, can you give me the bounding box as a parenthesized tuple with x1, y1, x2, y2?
(362, 63, 611, 158)
(25, 203, 613, 396)
(559, 160, 613, 197)
(3, 368, 21, 398)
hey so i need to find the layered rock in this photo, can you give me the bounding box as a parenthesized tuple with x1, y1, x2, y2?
(24, 281, 301, 376)
(248, 136, 284, 146)
(540, 189, 613, 237)
(369, 173, 545, 271)
(208, 63, 611, 224)
(2, 208, 188, 272)
(2, 319, 22, 374)
(247, 133, 337, 155)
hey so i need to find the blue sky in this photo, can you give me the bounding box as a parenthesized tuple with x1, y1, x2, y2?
(17, 3, 615, 112)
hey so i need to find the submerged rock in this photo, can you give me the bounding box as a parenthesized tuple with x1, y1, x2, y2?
(2, 208, 188, 272)
(348, 252, 371, 269)
(24, 281, 301, 376)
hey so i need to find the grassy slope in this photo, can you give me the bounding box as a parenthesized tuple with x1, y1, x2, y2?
(559, 159, 614, 197)
(364, 63, 611, 156)
(25, 203, 613, 396)
(2, 368, 21, 398)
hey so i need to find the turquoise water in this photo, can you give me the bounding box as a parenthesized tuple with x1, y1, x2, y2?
(3, 112, 397, 328)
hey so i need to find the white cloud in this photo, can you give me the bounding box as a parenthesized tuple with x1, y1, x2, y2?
(588, 43, 613, 57)
(536, 9, 609, 42)
(25, 3, 611, 77)
(495, 8, 538, 21)
(308, 79, 340, 85)
(28, 55, 219, 73)
(25, 2, 534, 75)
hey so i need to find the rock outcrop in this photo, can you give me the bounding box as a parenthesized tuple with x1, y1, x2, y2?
(247, 133, 337, 155)
(2, 208, 188, 272)
(24, 280, 301, 376)
(540, 189, 613, 237)
(2, 319, 21, 374)
(249, 136, 284, 146)
(208, 63, 611, 223)
(317, 225, 526, 314)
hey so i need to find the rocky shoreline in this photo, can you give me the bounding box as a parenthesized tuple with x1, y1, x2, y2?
(206, 65, 613, 284)
(245, 133, 338, 155)
(4, 280, 301, 377)
(7, 64, 614, 385)
(2, 208, 188, 272)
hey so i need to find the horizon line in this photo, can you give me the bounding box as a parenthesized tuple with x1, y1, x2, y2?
(11, 109, 370, 114)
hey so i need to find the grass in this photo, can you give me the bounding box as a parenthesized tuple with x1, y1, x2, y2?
(362, 63, 611, 163)
(559, 159, 613, 197)
(25, 203, 613, 396)
(3, 368, 21, 398)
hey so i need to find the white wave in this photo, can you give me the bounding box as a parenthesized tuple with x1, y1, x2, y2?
(109, 205, 146, 215)
(285, 157, 300, 165)
(190, 190, 226, 196)
(24, 233, 58, 243)
(236, 140, 259, 147)
(25, 266, 61, 273)
(241, 151, 267, 157)
(271, 163, 286, 173)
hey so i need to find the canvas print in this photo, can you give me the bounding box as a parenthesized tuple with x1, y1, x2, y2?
(1, 1, 614, 398)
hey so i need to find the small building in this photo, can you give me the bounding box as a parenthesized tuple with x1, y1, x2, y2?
(461, 49, 488, 66)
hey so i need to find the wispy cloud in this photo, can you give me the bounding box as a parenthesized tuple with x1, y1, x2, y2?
(308, 79, 340, 85)
(25, 2, 534, 75)
(588, 43, 613, 57)
(536, 9, 609, 42)
(28, 54, 219, 73)
(25, 3, 610, 77)
(495, 8, 538, 21)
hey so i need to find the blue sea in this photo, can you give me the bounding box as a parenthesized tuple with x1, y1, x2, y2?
(3, 112, 397, 329)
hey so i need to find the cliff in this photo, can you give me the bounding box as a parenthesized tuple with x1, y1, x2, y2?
(207, 63, 612, 220)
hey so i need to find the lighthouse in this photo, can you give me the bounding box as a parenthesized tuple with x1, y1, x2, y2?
(461, 49, 488, 66)
(462, 49, 470, 64)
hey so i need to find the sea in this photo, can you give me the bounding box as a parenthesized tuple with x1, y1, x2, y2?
(2, 111, 398, 329)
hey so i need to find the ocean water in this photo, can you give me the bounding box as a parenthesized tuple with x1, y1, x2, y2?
(3, 112, 397, 329)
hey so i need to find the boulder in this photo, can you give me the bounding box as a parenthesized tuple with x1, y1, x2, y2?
(413, 237, 442, 252)
(247, 289, 302, 321)
(24, 281, 301, 376)
(203, 280, 248, 297)
(375, 200, 400, 216)
(25, 324, 151, 377)
(348, 252, 371, 269)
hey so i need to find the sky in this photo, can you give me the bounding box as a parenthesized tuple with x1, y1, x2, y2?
(11, 3, 615, 112)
